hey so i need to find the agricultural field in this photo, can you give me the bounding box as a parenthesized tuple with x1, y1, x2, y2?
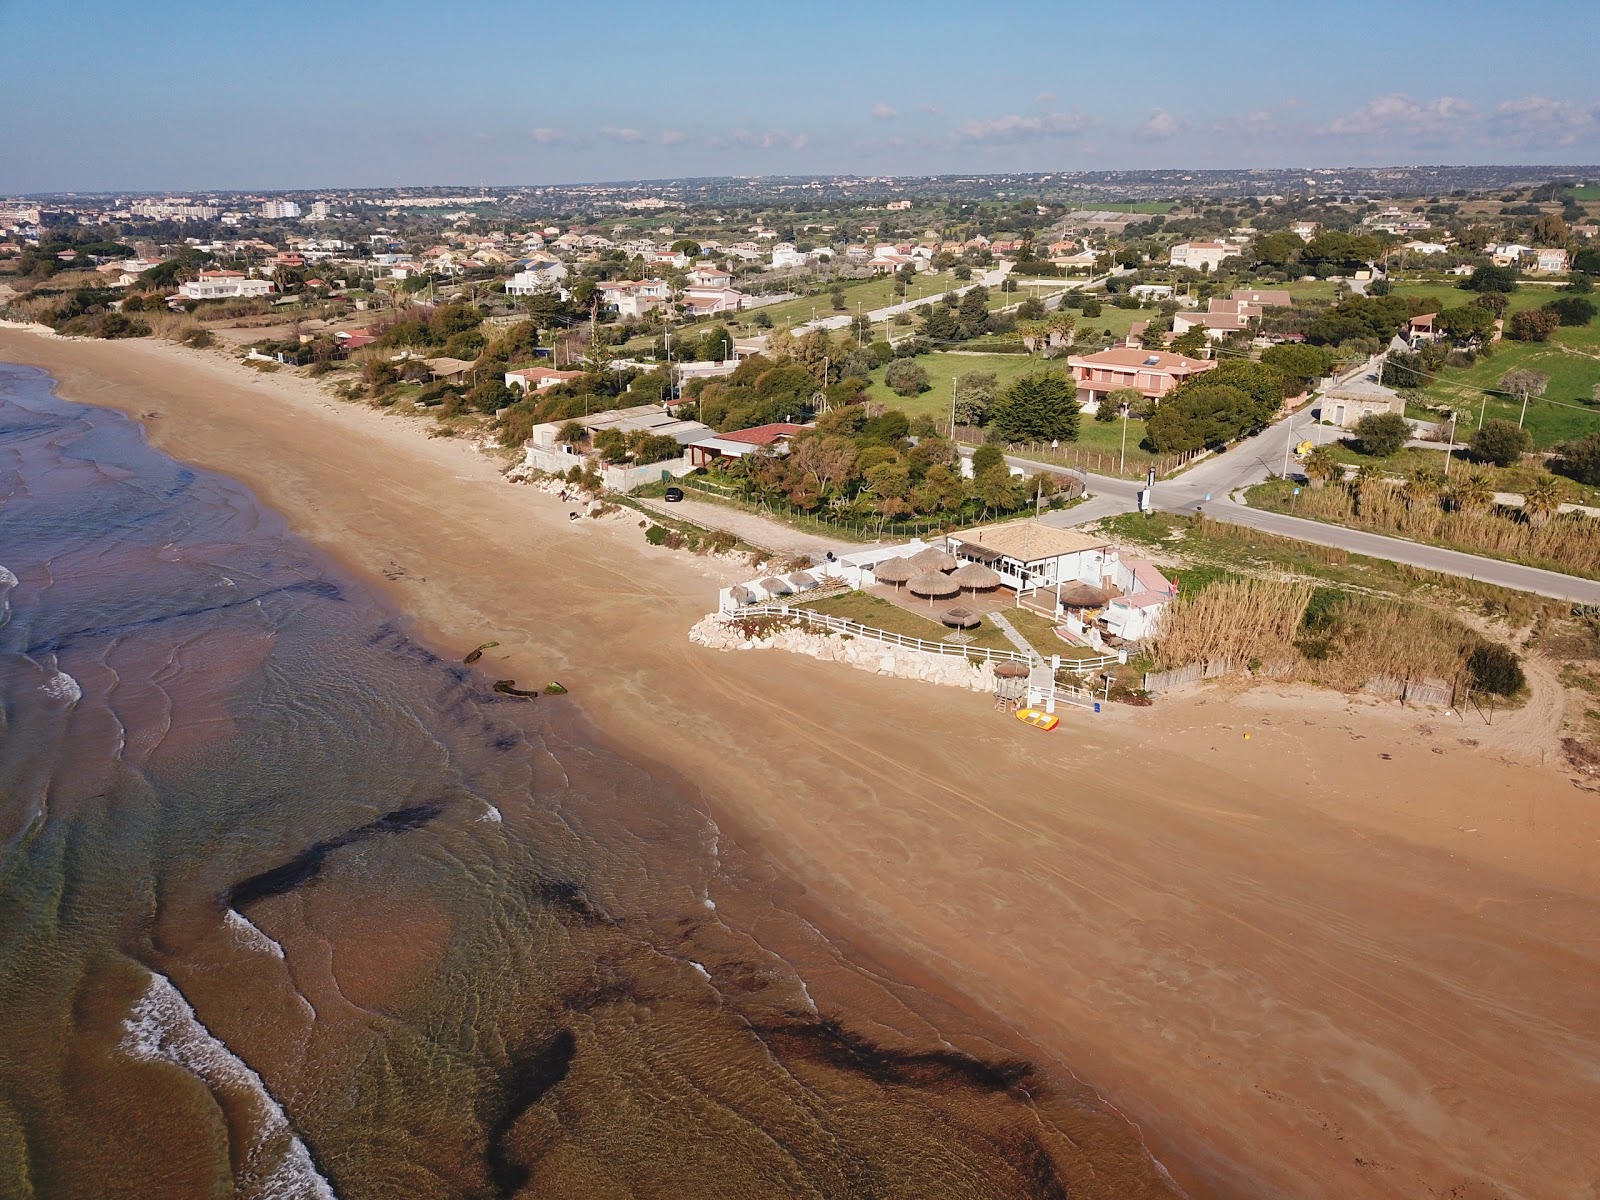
(756, 271, 960, 329)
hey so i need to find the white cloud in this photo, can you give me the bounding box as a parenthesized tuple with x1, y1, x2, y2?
(661, 129, 687, 145)
(1133, 107, 1185, 142)
(597, 126, 645, 144)
(729, 128, 810, 150)
(1034, 91, 1057, 107)
(957, 110, 1098, 144)
(530, 127, 567, 145)
(1489, 96, 1600, 145)
(872, 102, 897, 120)
(1323, 93, 1475, 139)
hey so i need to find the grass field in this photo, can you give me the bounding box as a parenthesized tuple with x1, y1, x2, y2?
(1569, 185, 1600, 201)
(1071, 201, 1176, 214)
(753, 272, 962, 330)
(858, 351, 1166, 473)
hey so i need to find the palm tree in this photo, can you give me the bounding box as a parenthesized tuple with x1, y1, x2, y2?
(1450, 471, 1494, 513)
(1402, 466, 1442, 510)
(1523, 476, 1562, 527)
(1303, 445, 1340, 489)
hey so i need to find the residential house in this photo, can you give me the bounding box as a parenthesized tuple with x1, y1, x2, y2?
(180, 271, 273, 300)
(770, 243, 807, 269)
(1231, 288, 1293, 308)
(505, 261, 569, 295)
(685, 422, 806, 467)
(1486, 242, 1533, 267)
(1535, 247, 1570, 273)
(596, 279, 670, 318)
(504, 366, 586, 391)
(1129, 284, 1174, 302)
(946, 521, 1118, 594)
(1403, 240, 1450, 256)
(1168, 241, 1232, 271)
(1403, 312, 1438, 346)
(651, 249, 691, 270)
(1289, 221, 1319, 241)
(1101, 558, 1176, 643)
(680, 286, 747, 316)
(687, 264, 733, 290)
(1321, 370, 1403, 429)
(1066, 347, 1217, 406)
(1171, 297, 1261, 343)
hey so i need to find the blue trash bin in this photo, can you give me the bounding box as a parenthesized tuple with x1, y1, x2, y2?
(1093, 702, 1101, 713)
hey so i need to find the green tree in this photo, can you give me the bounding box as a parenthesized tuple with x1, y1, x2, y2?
(1522, 476, 1562, 527)
(1468, 642, 1525, 696)
(1436, 305, 1497, 345)
(1351, 412, 1410, 457)
(592, 427, 629, 463)
(1545, 296, 1596, 326)
(1470, 419, 1532, 466)
(1096, 386, 1144, 423)
(1462, 264, 1518, 294)
(1557, 432, 1600, 485)
(829, 284, 847, 312)
(1303, 445, 1341, 488)
(954, 370, 999, 425)
(1261, 343, 1335, 395)
(987, 370, 1080, 443)
(971, 443, 1005, 475)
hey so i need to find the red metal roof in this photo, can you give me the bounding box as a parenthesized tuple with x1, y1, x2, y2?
(718, 422, 805, 446)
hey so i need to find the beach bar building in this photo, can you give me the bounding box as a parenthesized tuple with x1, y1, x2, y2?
(946, 521, 1117, 598)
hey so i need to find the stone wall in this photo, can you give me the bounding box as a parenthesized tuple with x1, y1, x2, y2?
(690, 614, 999, 693)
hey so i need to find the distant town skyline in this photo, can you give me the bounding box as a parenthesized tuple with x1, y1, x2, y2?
(5, 0, 1598, 192)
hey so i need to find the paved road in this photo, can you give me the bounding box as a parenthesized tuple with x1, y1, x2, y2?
(635, 496, 858, 561)
(974, 405, 1600, 604)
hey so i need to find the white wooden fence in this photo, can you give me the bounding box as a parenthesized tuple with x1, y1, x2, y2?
(736, 604, 1034, 664)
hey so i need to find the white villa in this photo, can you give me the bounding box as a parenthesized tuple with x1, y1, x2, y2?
(180, 271, 272, 300)
(945, 521, 1117, 594)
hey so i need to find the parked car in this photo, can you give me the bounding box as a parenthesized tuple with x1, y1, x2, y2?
(664, 486, 684, 502)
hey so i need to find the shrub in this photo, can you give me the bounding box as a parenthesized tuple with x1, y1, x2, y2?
(1509, 308, 1559, 342)
(644, 524, 668, 546)
(1556, 432, 1600, 485)
(884, 358, 930, 396)
(1468, 642, 1525, 696)
(1470, 419, 1532, 467)
(1545, 296, 1597, 327)
(1351, 412, 1410, 457)
(987, 370, 1079, 444)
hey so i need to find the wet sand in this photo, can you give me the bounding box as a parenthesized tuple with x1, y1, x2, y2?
(6, 328, 1599, 1200)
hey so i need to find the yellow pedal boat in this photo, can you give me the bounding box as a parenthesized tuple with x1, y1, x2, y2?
(1015, 708, 1059, 731)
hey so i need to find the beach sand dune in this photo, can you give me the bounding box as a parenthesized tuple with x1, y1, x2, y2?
(6, 329, 1597, 1200)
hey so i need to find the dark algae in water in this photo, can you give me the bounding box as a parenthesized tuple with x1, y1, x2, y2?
(0, 362, 1180, 1199)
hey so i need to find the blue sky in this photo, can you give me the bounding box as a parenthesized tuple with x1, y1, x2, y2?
(3, 0, 1597, 192)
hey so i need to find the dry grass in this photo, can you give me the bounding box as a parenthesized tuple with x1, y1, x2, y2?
(1298, 594, 1478, 690)
(1274, 480, 1600, 580)
(1154, 578, 1312, 670)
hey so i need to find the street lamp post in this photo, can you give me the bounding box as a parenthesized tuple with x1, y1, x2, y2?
(1443, 411, 1458, 475)
(1119, 401, 1130, 475)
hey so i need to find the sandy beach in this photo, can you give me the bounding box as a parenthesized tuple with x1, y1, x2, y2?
(6, 328, 1598, 1200)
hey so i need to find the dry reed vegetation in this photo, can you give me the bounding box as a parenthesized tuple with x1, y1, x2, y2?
(1276, 479, 1600, 579)
(1154, 578, 1485, 690)
(1153, 579, 1311, 670)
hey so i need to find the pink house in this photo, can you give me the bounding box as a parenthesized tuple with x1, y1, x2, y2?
(1065, 347, 1217, 405)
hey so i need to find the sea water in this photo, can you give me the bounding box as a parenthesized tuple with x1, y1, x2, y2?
(0, 363, 1177, 1199)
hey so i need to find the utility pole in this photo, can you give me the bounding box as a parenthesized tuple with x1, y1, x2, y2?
(1121, 401, 1131, 475)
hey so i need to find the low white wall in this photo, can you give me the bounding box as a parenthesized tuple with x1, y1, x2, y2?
(691, 613, 999, 692)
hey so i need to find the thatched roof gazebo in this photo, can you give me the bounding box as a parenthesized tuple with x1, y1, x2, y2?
(759, 577, 792, 598)
(786, 571, 817, 590)
(949, 562, 1001, 592)
(939, 605, 981, 629)
(908, 571, 961, 602)
(1055, 582, 1115, 609)
(909, 546, 959, 573)
(993, 660, 1031, 679)
(872, 556, 914, 586)
(730, 585, 756, 606)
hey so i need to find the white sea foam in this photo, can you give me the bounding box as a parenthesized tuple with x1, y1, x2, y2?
(225, 909, 286, 959)
(39, 671, 81, 703)
(702, 896, 716, 911)
(478, 803, 503, 823)
(689, 961, 711, 981)
(0, 564, 17, 588)
(120, 972, 336, 1200)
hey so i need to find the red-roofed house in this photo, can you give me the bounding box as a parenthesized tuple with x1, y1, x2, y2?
(685, 423, 806, 467)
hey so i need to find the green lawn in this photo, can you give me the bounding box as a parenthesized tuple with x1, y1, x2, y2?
(1569, 185, 1600, 201)
(1071, 201, 1176, 214)
(798, 590, 1019, 654)
(1408, 327, 1600, 449)
(859, 351, 1165, 476)
(754, 272, 961, 330)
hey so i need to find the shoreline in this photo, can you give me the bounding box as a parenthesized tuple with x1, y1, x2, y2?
(6, 327, 1599, 1199)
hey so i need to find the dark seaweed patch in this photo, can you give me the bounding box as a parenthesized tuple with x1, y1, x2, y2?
(485, 1029, 576, 1196)
(533, 876, 600, 921)
(225, 803, 445, 909)
(756, 1016, 1037, 1094)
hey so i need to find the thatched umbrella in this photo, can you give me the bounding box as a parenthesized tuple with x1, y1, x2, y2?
(908, 571, 960, 605)
(730, 585, 755, 606)
(939, 605, 981, 629)
(1055, 581, 1115, 609)
(949, 562, 1001, 592)
(759, 577, 792, 598)
(786, 571, 817, 590)
(871, 556, 914, 586)
(909, 546, 959, 573)
(993, 660, 1031, 679)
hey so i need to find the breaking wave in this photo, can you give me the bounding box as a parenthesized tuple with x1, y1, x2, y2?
(120, 972, 336, 1200)
(39, 671, 81, 703)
